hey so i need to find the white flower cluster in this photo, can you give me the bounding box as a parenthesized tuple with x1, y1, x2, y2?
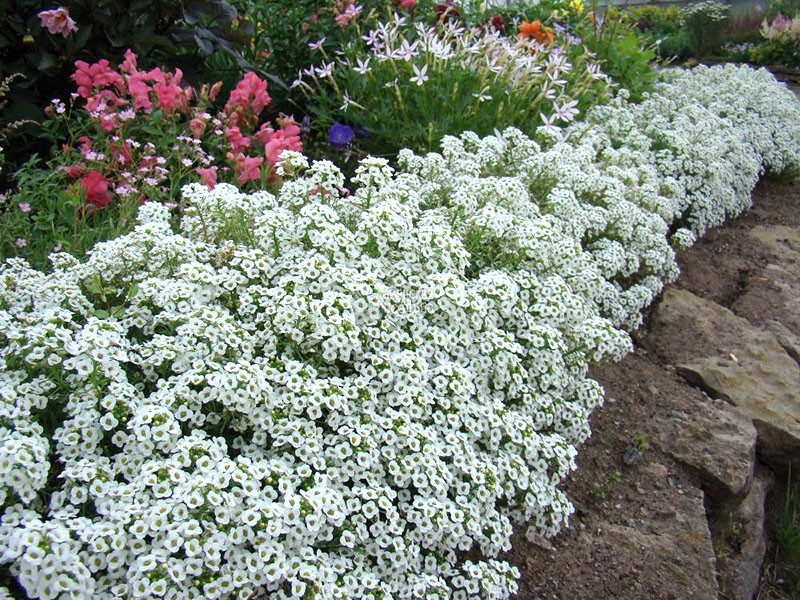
(293, 13, 608, 136)
(583, 64, 800, 240)
(0, 175, 618, 598)
(0, 64, 798, 599)
(398, 64, 800, 329)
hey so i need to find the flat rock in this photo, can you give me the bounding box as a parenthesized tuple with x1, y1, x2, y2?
(748, 225, 800, 278)
(649, 288, 800, 469)
(713, 468, 774, 600)
(653, 397, 756, 502)
(515, 486, 719, 599)
(732, 261, 800, 364)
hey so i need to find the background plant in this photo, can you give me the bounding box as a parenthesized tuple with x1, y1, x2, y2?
(627, 4, 692, 61)
(235, 0, 392, 109)
(294, 13, 611, 164)
(0, 52, 302, 269)
(680, 0, 731, 58)
(0, 0, 253, 184)
(750, 11, 800, 66)
(576, 5, 657, 101)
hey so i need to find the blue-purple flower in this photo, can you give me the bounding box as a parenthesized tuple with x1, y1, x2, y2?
(328, 123, 354, 148)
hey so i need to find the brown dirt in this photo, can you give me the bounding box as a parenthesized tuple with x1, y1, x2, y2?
(507, 177, 800, 600)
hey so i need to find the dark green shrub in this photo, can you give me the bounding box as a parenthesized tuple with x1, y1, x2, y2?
(681, 0, 730, 58)
(657, 30, 693, 60)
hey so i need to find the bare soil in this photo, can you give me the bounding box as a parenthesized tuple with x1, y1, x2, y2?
(508, 177, 800, 600)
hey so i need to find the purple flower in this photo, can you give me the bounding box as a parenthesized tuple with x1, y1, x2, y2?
(328, 123, 354, 148)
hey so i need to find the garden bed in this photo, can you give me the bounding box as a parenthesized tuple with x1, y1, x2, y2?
(1, 2, 800, 599)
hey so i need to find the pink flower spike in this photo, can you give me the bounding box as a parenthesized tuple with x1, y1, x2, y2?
(225, 72, 271, 123)
(38, 7, 78, 37)
(80, 170, 112, 209)
(254, 123, 275, 147)
(264, 124, 302, 168)
(127, 73, 153, 112)
(189, 116, 207, 139)
(196, 166, 218, 189)
(236, 156, 264, 185)
(18, 202, 31, 213)
(120, 49, 138, 74)
(72, 59, 124, 98)
(225, 126, 252, 154)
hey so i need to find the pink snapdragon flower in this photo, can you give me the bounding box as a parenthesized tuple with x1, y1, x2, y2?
(80, 170, 112, 209)
(225, 126, 252, 154)
(264, 121, 303, 167)
(72, 59, 124, 98)
(196, 167, 218, 189)
(152, 70, 191, 115)
(224, 72, 271, 128)
(126, 73, 153, 112)
(38, 7, 78, 37)
(231, 154, 264, 185)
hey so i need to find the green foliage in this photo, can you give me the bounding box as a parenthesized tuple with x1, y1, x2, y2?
(626, 4, 692, 61)
(750, 36, 800, 66)
(0, 155, 142, 270)
(601, 32, 656, 100)
(765, 0, 800, 20)
(580, 9, 657, 102)
(777, 468, 800, 563)
(656, 31, 693, 60)
(238, 0, 390, 109)
(631, 434, 650, 452)
(681, 0, 731, 58)
(628, 4, 684, 36)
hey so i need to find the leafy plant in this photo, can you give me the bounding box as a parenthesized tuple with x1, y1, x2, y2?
(0, 52, 302, 269)
(294, 13, 610, 164)
(579, 7, 657, 101)
(777, 466, 800, 564)
(750, 12, 800, 66)
(631, 434, 650, 452)
(0, 0, 252, 175)
(681, 0, 730, 58)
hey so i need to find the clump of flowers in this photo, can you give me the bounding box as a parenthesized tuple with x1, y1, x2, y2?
(760, 11, 800, 39)
(1, 51, 302, 268)
(517, 20, 554, 45)
(64, 50, 302, 194)
(0, 154, 629, 598)
(751, 11, 800, 66)
(294, 12, 610, 160)
(333, 0, 363, 27)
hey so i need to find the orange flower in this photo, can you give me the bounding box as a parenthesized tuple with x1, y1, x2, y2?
(518, 19, 542, 39)
(518, 19, 554, 44)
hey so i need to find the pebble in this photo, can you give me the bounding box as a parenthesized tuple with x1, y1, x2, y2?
(623, 446, 644, 465)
